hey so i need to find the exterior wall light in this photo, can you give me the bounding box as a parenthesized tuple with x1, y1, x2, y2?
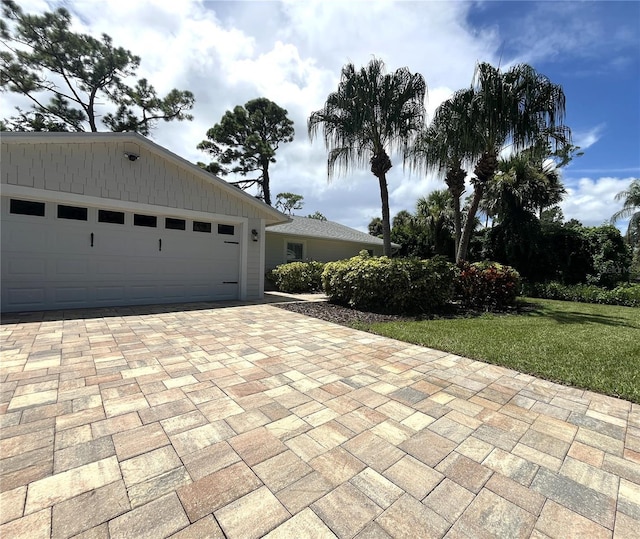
(251, 229, 259, 242)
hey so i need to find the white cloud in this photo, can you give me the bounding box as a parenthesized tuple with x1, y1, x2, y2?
(561, 176, 635, 230)
(573, 124, 605, 151)
(391, 172, 444, 208)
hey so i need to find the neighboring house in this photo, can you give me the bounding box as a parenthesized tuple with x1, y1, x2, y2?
(0, 132, 288, 313)
(265, 215, 398, 270)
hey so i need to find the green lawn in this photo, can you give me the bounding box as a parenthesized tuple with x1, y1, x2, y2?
(356, 298, 640, 403)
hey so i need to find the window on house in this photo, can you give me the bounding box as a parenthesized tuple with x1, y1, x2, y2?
(134, 214, 157, 227)
(193, 221, 212, 233)
(57, 204, 88, 221)
(98, 210, 125, 224)
(10, 199, 45, 216)
(218, 224, 235, 235)
(165, 217, 186, 230)
(286, 242, 304, 262)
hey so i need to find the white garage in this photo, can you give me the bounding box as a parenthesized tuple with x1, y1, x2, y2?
(1, 132, 288, 313)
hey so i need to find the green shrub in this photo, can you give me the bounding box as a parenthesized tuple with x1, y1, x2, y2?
(269, 261, 325, 293)
(523, 281, 640, 308)
(485, 220, 632, 287)
(583, 225, 632, 287)
(456, 261, 520, 310)
(321, 254, 457, 314)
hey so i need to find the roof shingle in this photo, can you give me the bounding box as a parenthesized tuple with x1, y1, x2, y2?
(267, 216, 398, 247)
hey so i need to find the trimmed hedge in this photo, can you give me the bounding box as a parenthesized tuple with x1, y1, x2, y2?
(522, 281, 640, 308)
(456, 261, 521, 310)
(321, 254, 457, 314)
(269, 261, 325, 293)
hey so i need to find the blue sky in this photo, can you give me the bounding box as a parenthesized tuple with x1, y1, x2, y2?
(6, 0, 640, 233)
(468, 1, 640, 174)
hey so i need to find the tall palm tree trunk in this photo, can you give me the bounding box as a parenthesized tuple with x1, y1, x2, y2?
(457, 151, 498, 261)
(445, 163, 466, 262)
(378, 174, 392, 256)
(453, 197, 462, 260)
(457, 185, 484, 262)
(372, 150, 394, 256)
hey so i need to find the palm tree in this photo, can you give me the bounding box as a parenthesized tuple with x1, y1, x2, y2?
(416, 190, 455, 257)
(537, 165, 565, 219)
(455, 62, 571, 261)
(611, 178, 640, 245)
(483, 148, 566, 224)
(411, 89, 474, 260)
(390, 210, 419, 257)
(523, 141, 567, 219)
(392, 210, 415, 229)
(308, 58, 427, 256)
(368, 217, 384, 238)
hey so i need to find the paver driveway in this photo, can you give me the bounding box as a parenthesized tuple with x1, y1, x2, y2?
(1, 298, 639, 538)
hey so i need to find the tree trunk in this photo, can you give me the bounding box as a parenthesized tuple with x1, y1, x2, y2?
(445, 162, 466, 262)
(88, 88, 98, 132)
(378, 174, 392, 257)
(370, 149, 393, 257)
(457, 184, 484, 262)
(453, 196, 462, 261)
(457, 151, 498, 262)
(262, 164, 271, 206)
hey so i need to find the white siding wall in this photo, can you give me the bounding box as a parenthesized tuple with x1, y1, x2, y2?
(265, 233, 285, 271)
(265, 234, 384, 270)
(246, 218, 265, 298)
(1, 140, 262, 219)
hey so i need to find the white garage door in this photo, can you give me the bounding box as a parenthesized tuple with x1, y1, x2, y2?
(1, 197, 241, 312)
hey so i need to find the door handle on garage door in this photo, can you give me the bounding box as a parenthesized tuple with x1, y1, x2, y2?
(159, 238, 162, 252)
(91, 232, 94, 247)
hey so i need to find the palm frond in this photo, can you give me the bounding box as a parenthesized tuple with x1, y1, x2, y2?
(611, 179, 640, 224)
(308, 57, 427, 180)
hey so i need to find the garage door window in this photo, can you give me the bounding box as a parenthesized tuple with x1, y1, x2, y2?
(58, 204, 88, 221)
(218, 224, 235, 235)
(165, 218, 186, 230)
(134, 214, 157, 227)
(10, 199, 45, 216)
(98, 210, 125, 224)
(193, 221, 212, 233)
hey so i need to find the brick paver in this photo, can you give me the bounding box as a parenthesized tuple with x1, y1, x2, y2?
(1, 297, 639, 538)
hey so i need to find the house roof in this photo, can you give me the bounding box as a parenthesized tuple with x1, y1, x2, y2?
(267, 215, 399, 247)
(1, 132, 290, 225)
